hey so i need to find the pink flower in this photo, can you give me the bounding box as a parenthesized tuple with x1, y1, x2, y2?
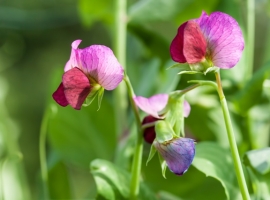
(154, 137, 195, 175)
(134, 94, 191, 143)
(52, 40, 124, 110)
(170, 11, 244, 69)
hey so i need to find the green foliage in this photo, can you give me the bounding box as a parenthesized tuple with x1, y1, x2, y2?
(47, 96, 117, 167)
(91, 159, 157, 200)
(192, 142, 241, 200)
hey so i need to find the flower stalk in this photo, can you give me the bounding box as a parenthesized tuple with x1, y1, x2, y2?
(215, 71, 250, 200)
(113, 0, 128, 136)
(124, 75, 143, 200)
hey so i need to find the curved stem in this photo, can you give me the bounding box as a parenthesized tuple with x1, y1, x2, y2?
(113, 0, 128, 136)
(215, 71, 250, 200)
(124, 75, 143, 200)
(39, 106, 51, 200)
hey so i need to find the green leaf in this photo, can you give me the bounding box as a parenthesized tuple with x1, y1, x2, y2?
(90, 159, 157, 200)
(48, 96, 116, 167)
(233, 61, 270, 113)
(246, 167, 270, 200)
(244, 148, 270, 175)
(47, 155, 72, 199)
(192, 142, 241, 200)
(128, 0, 192, 23)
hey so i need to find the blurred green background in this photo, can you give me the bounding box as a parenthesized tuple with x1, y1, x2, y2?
(0, 0, 270, 199)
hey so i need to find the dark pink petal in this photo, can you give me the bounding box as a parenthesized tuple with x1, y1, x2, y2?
(183, 21, 207, 63)
(196, 11, 244, 69)
(62, 67, 91, 110)
(64, 40, 82, 72)
(183, 100, 191, 118)
(170, 21, 207, 64)
(142, 115, 160, 144)
(79, 45, 124, 90)
(154, 138, 195, 175)
(134, 94, 168, 119)
(52, 82, 69, 107)
(170, 22, 187, 63)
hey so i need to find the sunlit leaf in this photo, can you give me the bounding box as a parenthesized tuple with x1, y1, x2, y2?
(90, 159, 157, 200)
(192, 142, 241, 200)
(244, 148, 270, 175)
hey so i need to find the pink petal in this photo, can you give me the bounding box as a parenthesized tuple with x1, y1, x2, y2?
(52, 82, 69, 107)
(64, 40, 82, 72)
(196, 11, 244, 69)
(134, 94, 168, 119)
(170, 21, 207, 64)
(183, 100, 191, 118)
(78, 45, 124, 90)
(62, 67, 91, 110)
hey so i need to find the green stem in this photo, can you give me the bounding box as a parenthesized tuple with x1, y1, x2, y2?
(215, 71, 250, 200)
(124, 75, 143, 200)
(113, 0, 128, 136)
(39, 106, 51, 200)
(246, 0, 255, 81)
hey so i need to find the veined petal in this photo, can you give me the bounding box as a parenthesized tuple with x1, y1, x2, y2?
(170, 21, 207, 64)
(62, 67, 91, 110)
(196, 11, 244, 69)
(134, 94, 169, 119)
(64, 40, 82, 72)
(183, 100, 191, 118)
(154, 138, 195, 175)
(79, 45, 124, 90)
(52, 82, 69, 107)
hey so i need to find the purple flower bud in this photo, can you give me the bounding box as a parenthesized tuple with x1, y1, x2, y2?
(170, 11, 244, 69)
(154, 138, 195, 175)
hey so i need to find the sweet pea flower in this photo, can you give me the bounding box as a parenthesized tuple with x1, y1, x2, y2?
(170, 11, 244, 70)
(153, 137, 195, 175)
(53, 40, 124, 110)
(134, 94, 191, 143)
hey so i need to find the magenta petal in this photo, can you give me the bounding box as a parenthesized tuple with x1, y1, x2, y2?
(62, 67, 91, 110)
(52, 82, 69, 107)
(183, 21, 207, 63)
(134, 94, 169, 119)
(154, 138, 195, 175)
(79, 45, 124, 90)
(170, 21, 207, 64)
(183, 100, 191, 118)
(170, 22, 187, 63)
(196, 11, 244, 69)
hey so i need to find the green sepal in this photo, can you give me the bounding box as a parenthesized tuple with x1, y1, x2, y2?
(167, 63, 190, 70)
(97, 87, 104, 111)
(154, 120, 174, 143)
(146, 144, 157, 166)
(165, 92, 185, 136)
(83, 84, 102, 107)
(158, 153, 167, 179)
(203, 66, 219, 75)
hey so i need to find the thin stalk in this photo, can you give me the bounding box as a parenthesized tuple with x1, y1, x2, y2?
(39, 106, 51, 200)
(113, 0, 128, 136)
(215, 71, 250, 200)
(124, 75, 143, 200)
(0, 159, 5, 200)
(246, 0, 255, 81)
